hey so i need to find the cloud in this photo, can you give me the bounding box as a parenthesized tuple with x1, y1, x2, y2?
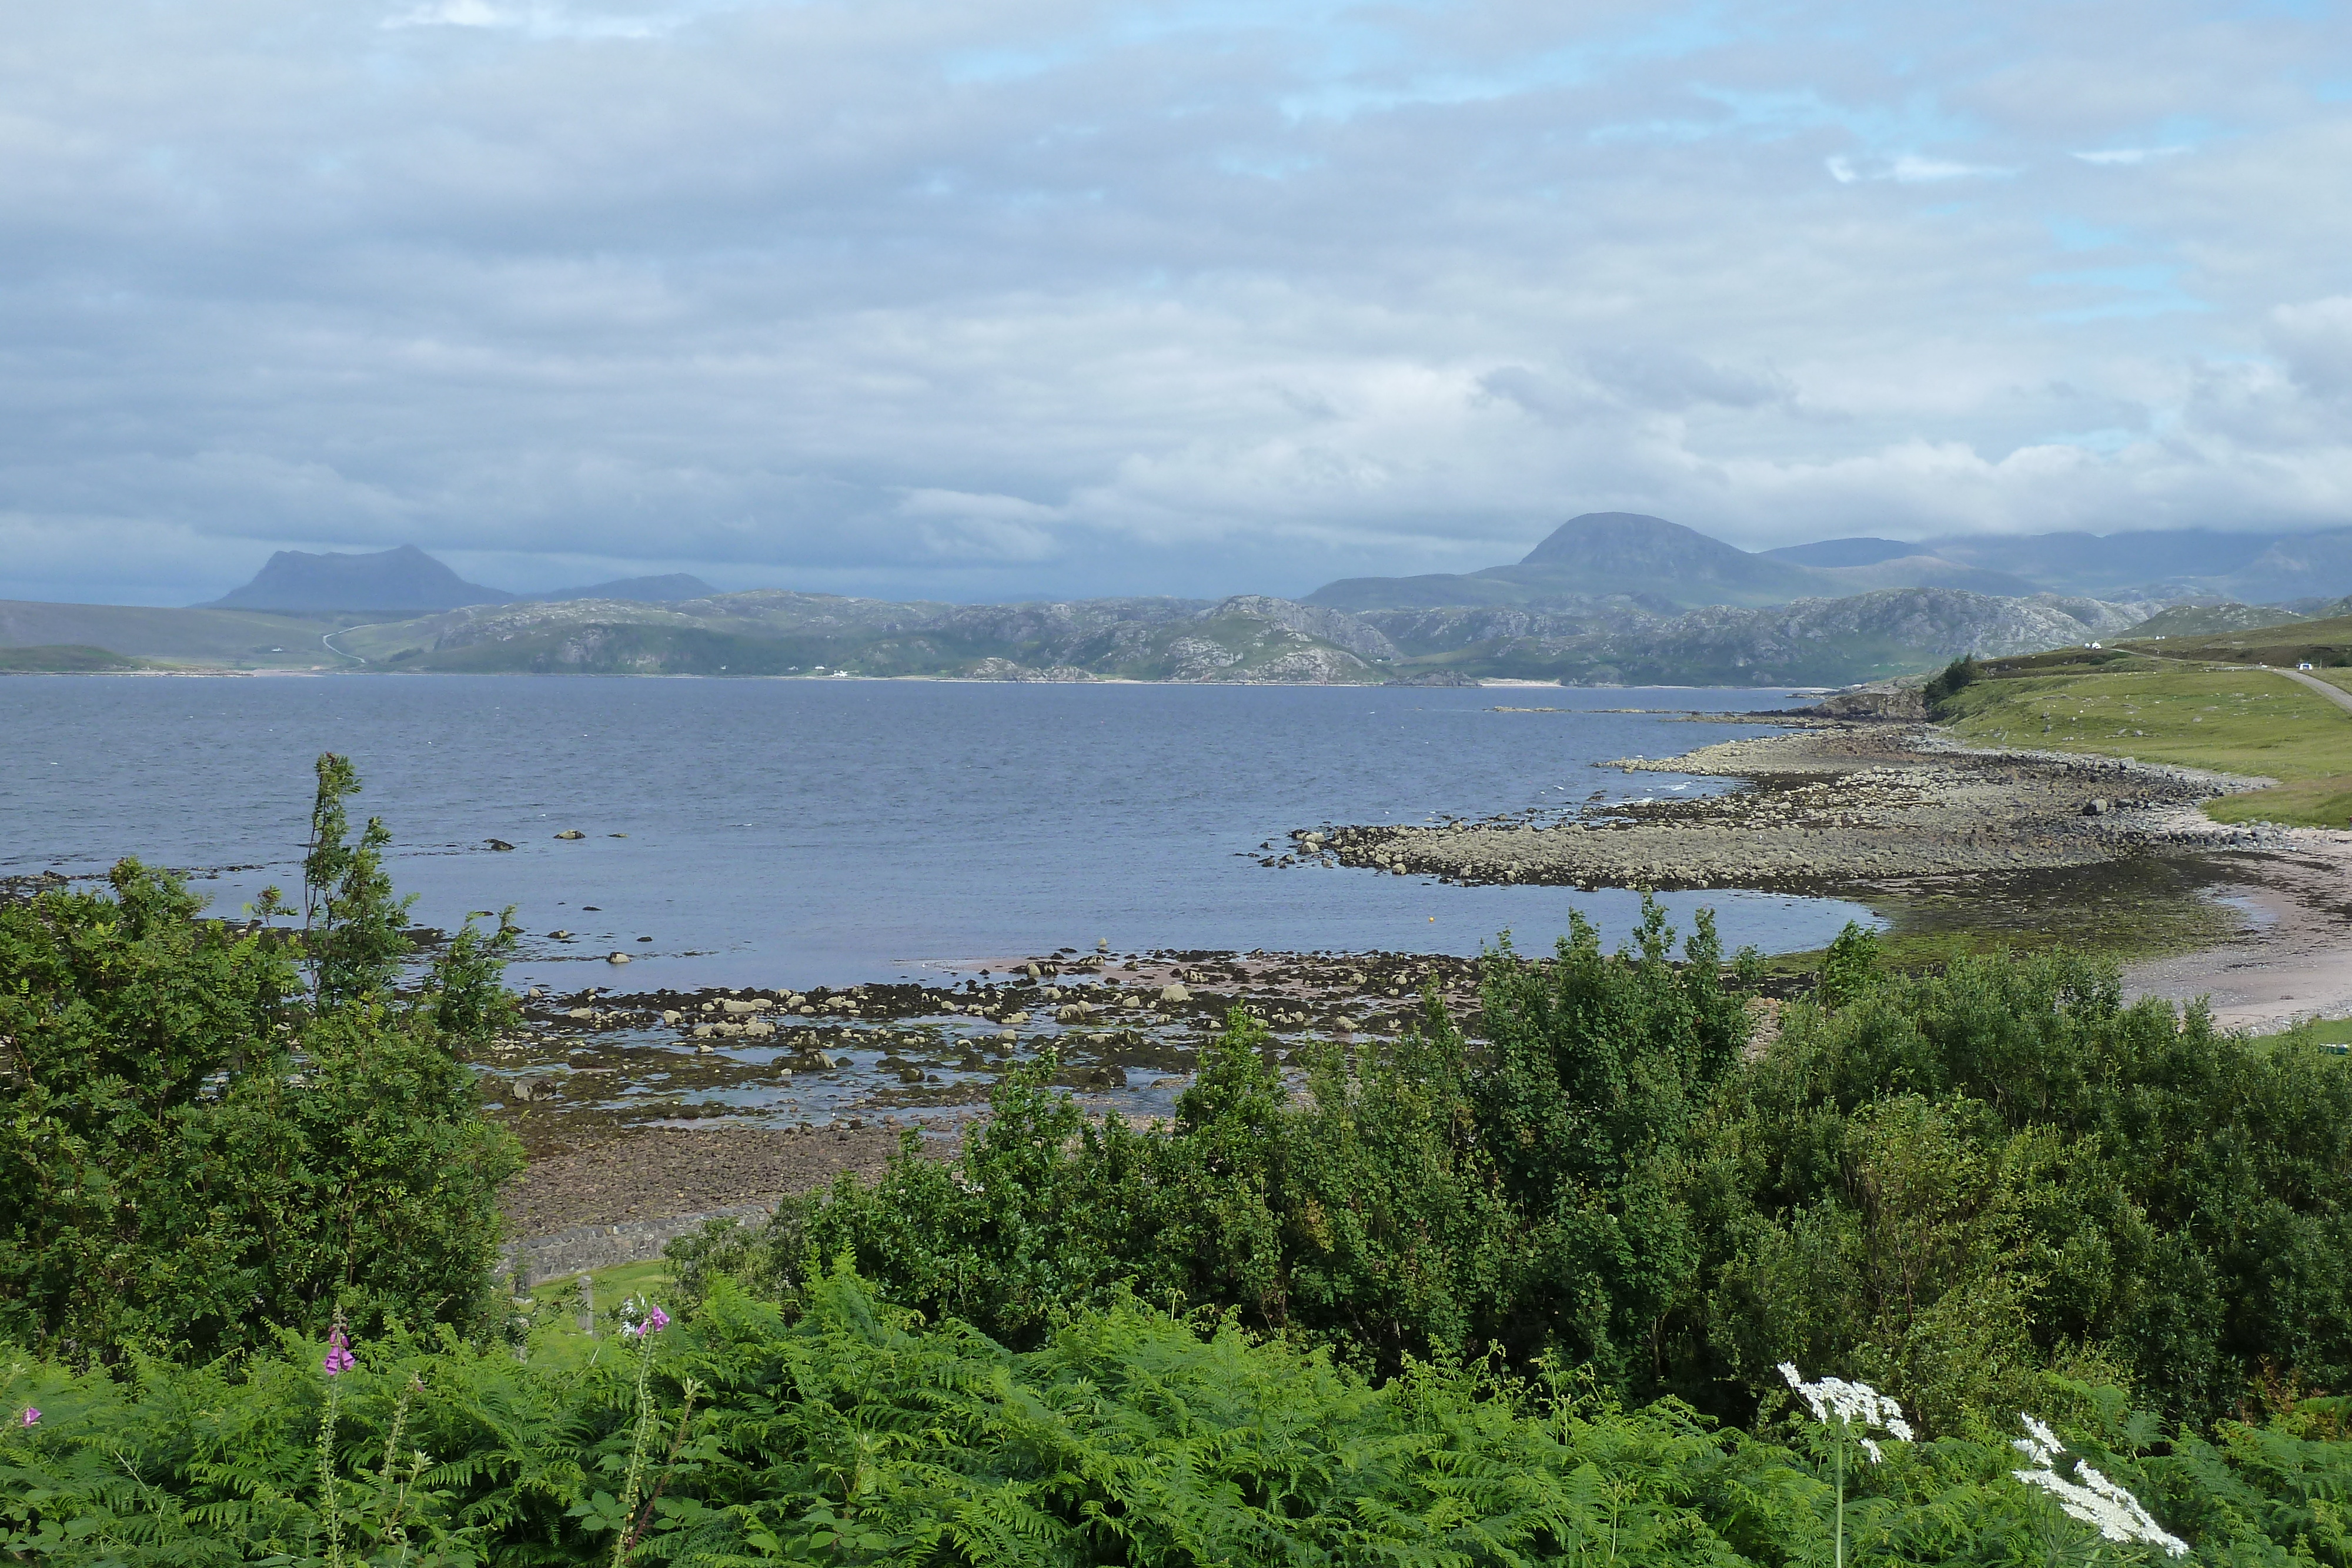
(1827, 153, 2015, 184)
(2073, 146, 2191, 165)
(2, 0, 2352, 606)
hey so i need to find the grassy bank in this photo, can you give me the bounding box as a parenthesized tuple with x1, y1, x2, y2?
(1936, 658, 2352, 827)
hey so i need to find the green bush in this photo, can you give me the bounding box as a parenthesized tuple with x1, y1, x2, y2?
(716, 905, 1749, 1390)
(1677, 948, 2352, 1430)
(1922, 655, 1979, 710)
(700, 920, 2352, 1436)
(0, 755, 522, 1362)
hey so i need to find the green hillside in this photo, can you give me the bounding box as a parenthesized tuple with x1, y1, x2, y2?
(1936, 656, 2352, 827)
(365, 607, 1382, 682)
(0, 644, 153, 672)
(2123, 612, 2352, 667)
(0, 600, 357, 667)
(2120, 601, 2307, 638)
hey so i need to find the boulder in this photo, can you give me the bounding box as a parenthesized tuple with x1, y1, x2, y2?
(606, 952, 632, 964)
(1160, 983, 1191, 1003)
(554, 829, 586, 840)
(485, 838, 514, 851)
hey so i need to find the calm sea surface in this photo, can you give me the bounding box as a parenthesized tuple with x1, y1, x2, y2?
(2, 675, 1872, 991)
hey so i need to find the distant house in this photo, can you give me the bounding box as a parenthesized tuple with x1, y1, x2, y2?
(2300, 661, 2317, 671)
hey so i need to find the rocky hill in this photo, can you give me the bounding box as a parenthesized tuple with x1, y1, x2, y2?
(1381, 588, 2159, 687)
(343, 591, 1387, 683)
(328, 580, 2161, 687)
(1308, 512, 2037, 610)
(517, 573, 717, 603)
(1317, 514, 2352, 611)
(2119, 602, 2310, 638)
(205, 545, 514, 614)
(202, 547, 720, 615)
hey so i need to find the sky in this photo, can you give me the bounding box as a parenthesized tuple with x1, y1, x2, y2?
(5, 0, 2352, 606)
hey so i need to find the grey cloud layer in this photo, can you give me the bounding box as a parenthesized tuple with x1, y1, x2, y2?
(4, 0, 2350, 603)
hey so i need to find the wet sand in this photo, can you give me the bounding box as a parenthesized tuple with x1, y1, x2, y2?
(2121, 840, 2352, 1032)
(500, 1122, 948, 1238)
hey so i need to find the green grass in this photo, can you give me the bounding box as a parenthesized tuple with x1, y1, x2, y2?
(0, 601, 362, 667)
(0, 644, 151, 672)
(1937, 662, 2352, 827)
(2125, 610, 2352, 668)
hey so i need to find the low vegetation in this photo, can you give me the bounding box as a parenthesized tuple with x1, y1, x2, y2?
(0, 644, 151, 673)
(12, 771, 2352, 1562)
(695, 920, 2352, 1439)
(2127, 611, 2352, 668)
(0, 756, 522, 1361)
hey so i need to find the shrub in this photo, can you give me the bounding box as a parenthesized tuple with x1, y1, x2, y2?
(1922, 654, 1979, 709)
(725, 902, 1755, 1386)
(706, 924, 2352, 1436)
(1675, 948, 2352, 1429)
(0, 755, 522, 1362)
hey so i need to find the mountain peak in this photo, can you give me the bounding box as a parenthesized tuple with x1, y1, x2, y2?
(1519, 512, 1770, 577)
(204, 545, 514, 614)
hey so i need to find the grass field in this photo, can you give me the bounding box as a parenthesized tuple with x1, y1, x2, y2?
(1937, 661, 2352, 827)
(0, 600, 365, 668)
(0, 643, 152, 672)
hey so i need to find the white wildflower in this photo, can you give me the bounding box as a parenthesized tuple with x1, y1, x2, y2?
(2009, 1413, 2189, 1558)
(1778, 1362, 1915, 1459)
(1780, 1363, 1915, 1568)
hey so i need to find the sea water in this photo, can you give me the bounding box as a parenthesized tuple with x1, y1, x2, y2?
(1, 674, 1873, 989)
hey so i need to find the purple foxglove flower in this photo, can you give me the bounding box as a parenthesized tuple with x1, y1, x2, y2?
(323, 1326, 356, 1376)
(17, 1407, 36, 1428)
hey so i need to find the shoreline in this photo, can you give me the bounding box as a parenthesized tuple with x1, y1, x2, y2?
(1293, 722, 2297, 892)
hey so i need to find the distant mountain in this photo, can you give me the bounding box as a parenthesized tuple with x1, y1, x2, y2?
(1310, 513, 1827, 610)
(1754, 536, 2039, 596)
(519, 573, 719, 604)
(2118, 602, 2309, 638)
(1761, 537, 1920, 568)
(1371, 588, 2159, 687)
(338, 591, 1388, 683)
(1917, 526, 2352, 601)
(1317, 514, 2352, 610)
(204, 546, 513, 614)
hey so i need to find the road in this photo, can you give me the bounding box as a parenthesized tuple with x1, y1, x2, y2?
(2274, 663, 2352, 717)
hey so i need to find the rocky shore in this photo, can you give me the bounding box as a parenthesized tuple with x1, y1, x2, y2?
(1289, 723, 2288, 892)
(484, 947, 1490, 1237)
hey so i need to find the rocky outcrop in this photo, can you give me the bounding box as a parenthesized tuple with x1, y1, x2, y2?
(1359, 587, 2166, 687)
(1202, 596, 1400, 663)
